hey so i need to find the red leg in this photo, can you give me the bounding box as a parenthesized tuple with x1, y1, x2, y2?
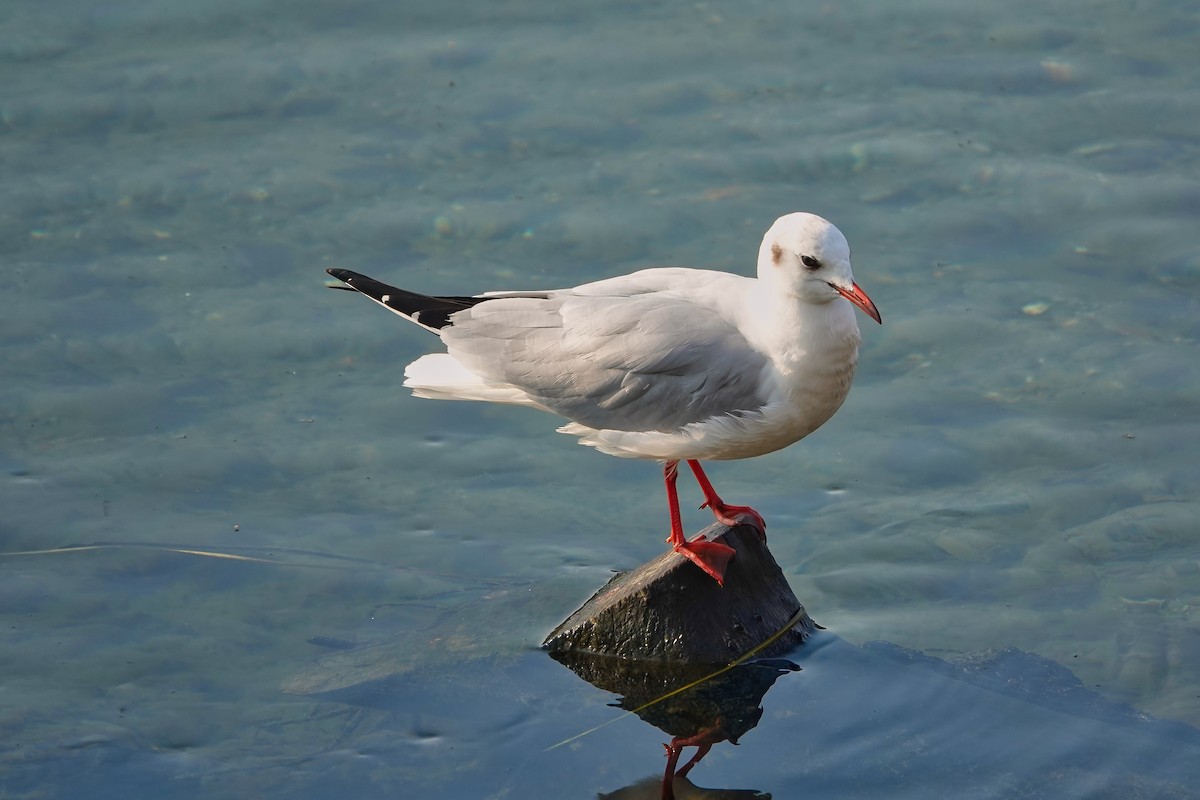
(675, 742, 713, 778)
(661, 741, 683, 800)
(661, 725, 722, 799)
(664, 461, 735, 585)
(686, 460, 766, 539)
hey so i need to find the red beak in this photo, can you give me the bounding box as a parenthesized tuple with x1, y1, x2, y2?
(833, 281, 882, 324)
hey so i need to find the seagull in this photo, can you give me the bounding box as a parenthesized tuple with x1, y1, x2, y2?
(326, 212, 880, 585)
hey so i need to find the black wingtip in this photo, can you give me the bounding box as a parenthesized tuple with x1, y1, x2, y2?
(326, 268, 359, 283)
(323, 269, 489, 331)
(325, 268, 363, 291)
(323, 269, 413, 308)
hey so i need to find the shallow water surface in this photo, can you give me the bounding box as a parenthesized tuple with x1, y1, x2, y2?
(2, 0, 1198, 797)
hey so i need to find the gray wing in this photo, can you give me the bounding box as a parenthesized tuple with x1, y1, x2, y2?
(440, 277, 769, 432)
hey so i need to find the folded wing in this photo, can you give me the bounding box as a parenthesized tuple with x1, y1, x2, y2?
(441, 275, 769, 433)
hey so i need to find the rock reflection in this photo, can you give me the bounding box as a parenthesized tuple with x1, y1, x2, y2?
(599, 775, 769, 799)
(551, 651, 797, 799)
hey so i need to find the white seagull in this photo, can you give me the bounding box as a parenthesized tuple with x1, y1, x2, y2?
(326, 212, 880, 585)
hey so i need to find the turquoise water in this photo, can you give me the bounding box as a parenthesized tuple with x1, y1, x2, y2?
(3, 0, 1198, 796)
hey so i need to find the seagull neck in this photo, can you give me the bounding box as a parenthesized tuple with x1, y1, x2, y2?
(745, 279, 803, 331)
(743, 281, 855, 365)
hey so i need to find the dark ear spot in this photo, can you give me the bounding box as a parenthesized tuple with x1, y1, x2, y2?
(771, 242, 783, 265)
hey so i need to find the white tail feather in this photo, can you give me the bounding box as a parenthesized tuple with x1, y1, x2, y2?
(403, 354, 533, 405)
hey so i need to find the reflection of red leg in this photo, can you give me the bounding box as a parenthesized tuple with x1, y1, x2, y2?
(687, 460, 766, 540)
(661, 741, 683, 800)
(660, 725, 723, 800)
(675, 742, 712, 778)
(664, 461, 735, 585)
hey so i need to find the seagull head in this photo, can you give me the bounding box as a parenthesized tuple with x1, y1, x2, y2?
(758, 212, 882, 324)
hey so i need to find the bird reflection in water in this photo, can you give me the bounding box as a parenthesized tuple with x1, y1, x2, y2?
(551, 652, 799, 799)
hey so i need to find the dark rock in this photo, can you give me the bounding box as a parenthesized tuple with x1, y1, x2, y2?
(543, 521, 815, 663)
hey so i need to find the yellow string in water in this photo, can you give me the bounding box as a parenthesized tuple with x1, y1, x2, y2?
(0, 542, 347, 569)
(545, 606, 809, 751)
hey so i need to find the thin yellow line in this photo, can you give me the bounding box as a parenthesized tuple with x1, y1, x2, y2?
(545, 607, 809, 751)
(0, 544, 111, 557)
(0, 542, 354, 569)
(0, 542, 521, 585)
(169, 548, 292, 565)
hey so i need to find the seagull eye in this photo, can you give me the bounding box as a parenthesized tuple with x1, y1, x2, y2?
(800, 255, 822, 270)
